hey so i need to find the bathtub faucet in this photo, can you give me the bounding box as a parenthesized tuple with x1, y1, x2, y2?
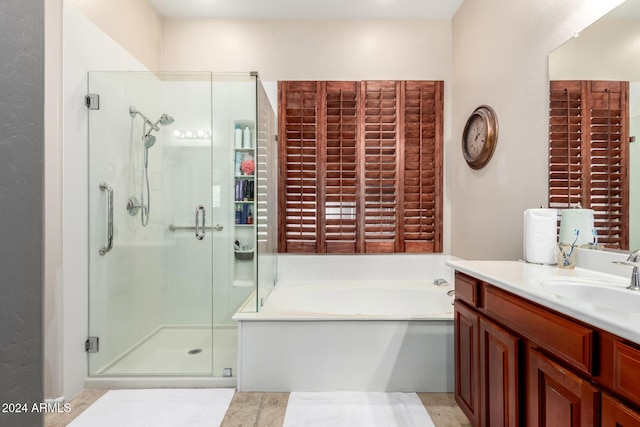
(433, 278, 450, 286)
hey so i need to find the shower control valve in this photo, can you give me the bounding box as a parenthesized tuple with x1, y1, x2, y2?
(126, 196, 146, 216)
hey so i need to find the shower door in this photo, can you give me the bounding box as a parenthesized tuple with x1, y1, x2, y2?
(87, 72, 216, 376)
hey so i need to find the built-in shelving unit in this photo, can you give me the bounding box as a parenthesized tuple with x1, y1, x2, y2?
(232, 120, 256, 287)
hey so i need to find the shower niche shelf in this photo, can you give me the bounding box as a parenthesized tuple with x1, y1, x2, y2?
(232, 119, 256, 288)
(234, 249, 254, 261)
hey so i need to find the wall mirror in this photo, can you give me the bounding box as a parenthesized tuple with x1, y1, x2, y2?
(549, 0, 640, 250)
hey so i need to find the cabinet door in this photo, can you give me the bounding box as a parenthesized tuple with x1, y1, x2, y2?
(479, 317, 519, 427)
(527, 347, 599, 427)
(455, 301, 480, 425)
(602, 393, 640, 426)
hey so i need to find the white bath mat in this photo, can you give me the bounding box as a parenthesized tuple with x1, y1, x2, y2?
(67, 388, 235, 427)
(283, 392, 435, 427)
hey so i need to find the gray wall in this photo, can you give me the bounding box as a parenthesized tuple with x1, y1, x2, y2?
(0, 0, 44, 426)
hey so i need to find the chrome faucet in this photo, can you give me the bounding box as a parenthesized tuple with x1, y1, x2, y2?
(627, 249, 640, 291)
(614, 249, 640, 291)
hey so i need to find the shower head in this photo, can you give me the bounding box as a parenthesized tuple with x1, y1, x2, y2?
(131, 107, 174, 132)
(150, 113, 174, 131)
(158, 113, 174, 126)
(143, 114, 172, 149)
(146, 113, 175, 135)
(144, 134, 156, 148)
(132, 106, 174, 150)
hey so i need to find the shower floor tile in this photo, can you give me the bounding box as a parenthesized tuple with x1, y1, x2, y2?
(101, 326, 236, 376)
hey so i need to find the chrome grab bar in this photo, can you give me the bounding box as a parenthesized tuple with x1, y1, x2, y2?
(98, 182, 114, 256)
(168, 224, 223, 232)
(195, 205, 205, 240)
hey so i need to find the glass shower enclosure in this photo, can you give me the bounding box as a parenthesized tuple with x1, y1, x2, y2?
(87, 72, 276, 378)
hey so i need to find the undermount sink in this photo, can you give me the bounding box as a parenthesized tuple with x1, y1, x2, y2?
(530, 276, 640, 313)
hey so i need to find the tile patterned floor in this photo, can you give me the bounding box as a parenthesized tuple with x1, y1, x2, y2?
(45, 389, 471, 427)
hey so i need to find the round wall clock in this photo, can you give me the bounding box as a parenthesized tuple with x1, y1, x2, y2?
(462, 105, 498, 169)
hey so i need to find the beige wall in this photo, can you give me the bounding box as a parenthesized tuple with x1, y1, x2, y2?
(161, 19, 451, 81)
(450, 0, 624, 260)
(67, 0, 162, 70)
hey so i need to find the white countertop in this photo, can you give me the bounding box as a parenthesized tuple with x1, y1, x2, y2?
(446, 259, 640, 345)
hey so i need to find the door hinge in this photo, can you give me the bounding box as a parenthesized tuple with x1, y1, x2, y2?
(85, 337, 99, 353)
(85, 93, 100, 110)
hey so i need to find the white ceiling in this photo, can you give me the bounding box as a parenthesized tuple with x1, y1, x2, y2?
(147, 0, 464, 20)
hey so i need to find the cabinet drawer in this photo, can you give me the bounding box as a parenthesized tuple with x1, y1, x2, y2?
(455, 272, 479, 307)
(483, 285, 594, 375)
(613, 341, 640, 403)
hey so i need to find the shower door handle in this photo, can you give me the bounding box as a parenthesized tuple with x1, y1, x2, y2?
(98, 182, 114, 255)
(195, 205, 205, 240)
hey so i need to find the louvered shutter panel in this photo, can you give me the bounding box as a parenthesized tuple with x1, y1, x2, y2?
(279, 80, 443, 254)
(588, 81, 628, 249)
(322, 82, 359, 253)
(256, 82, 277, 253)
(549, 80, 629, 250)
(278, 81, 319, 252)
(361, 81, 400, 253)
(402, 81, 443, 252)
(549, 80, 587, 210)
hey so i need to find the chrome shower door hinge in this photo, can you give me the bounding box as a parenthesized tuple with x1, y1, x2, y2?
(85, 93, 100, 110)
(85, 337, 99, 353)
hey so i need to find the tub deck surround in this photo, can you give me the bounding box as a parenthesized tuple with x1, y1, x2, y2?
(446, 258, 640, 345)
(234, 254, 458, 392)
(237, 281, 454, 320)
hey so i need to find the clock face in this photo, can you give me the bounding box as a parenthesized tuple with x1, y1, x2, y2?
(462, 105, 498, 169)
(465, 115, 487, 160)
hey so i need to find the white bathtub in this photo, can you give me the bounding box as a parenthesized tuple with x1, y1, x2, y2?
(258, 281, 454, 319)
(234, 254, 456, 392)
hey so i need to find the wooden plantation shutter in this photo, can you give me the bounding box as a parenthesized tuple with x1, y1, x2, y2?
(323, 82, 359, 253)
(362, 81, 401, 253)
(279, 80, 443, 253)
(549, 80, 629, 249)
(403, 81, 443, 252)
(278, 81, 319, 252)
(256, 82, 277, 253)
(549, 81, 586, 210)
(590, 81, 628, 249)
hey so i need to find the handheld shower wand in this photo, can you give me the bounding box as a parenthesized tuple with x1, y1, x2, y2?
(127, 106, 174, 226)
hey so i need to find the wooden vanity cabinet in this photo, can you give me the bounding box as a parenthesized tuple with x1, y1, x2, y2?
(454, 272, 520, 426)
(453, 271, 640, 427)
